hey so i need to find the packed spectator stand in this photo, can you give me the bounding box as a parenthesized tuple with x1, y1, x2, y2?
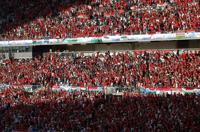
(0, 50, 200, 131)
(0, 0, 200, 131)
(1, 87, 200, 131)
(0, 0, 199, 40)
(0, 50, 200, 89)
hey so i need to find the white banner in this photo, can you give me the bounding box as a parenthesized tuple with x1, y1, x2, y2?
(0, 32, 199, 47)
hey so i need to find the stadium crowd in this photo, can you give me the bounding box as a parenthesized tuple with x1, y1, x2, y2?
(0, 87, 200, 131)
(0, 0, 199, 40)
(0, 50, 200, 89)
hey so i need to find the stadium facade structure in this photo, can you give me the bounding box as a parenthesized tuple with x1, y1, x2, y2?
(0, 36, 200, 59)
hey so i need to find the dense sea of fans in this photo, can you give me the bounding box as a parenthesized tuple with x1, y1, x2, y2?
(1, 50, 200, 89)
(0, 87, 200, 131)
(0, 50, 200, 131)
(0, 0, 200, 131)
(0, 0, 199, 40)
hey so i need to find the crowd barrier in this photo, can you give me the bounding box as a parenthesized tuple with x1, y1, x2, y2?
(0, 84, 42, 93)
(53, 84, 137, 94)
(1, 83, 200, 95)
(52, 84, 103, 92)
(0, 32, 199, 47)
(140, 87, 200, 95)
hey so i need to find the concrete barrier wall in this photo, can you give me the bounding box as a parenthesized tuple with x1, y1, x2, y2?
(13, 52, 32, 59)
(0, 40, 199, 59)
(134, 41, 178, 49)
(95, 43, 134, 51)
(189, 40, 200, 48)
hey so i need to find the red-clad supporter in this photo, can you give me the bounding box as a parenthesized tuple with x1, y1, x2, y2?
(0, 0, 199, 40)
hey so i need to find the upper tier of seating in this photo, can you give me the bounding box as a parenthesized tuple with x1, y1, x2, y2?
(0, 0, 199, 40)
